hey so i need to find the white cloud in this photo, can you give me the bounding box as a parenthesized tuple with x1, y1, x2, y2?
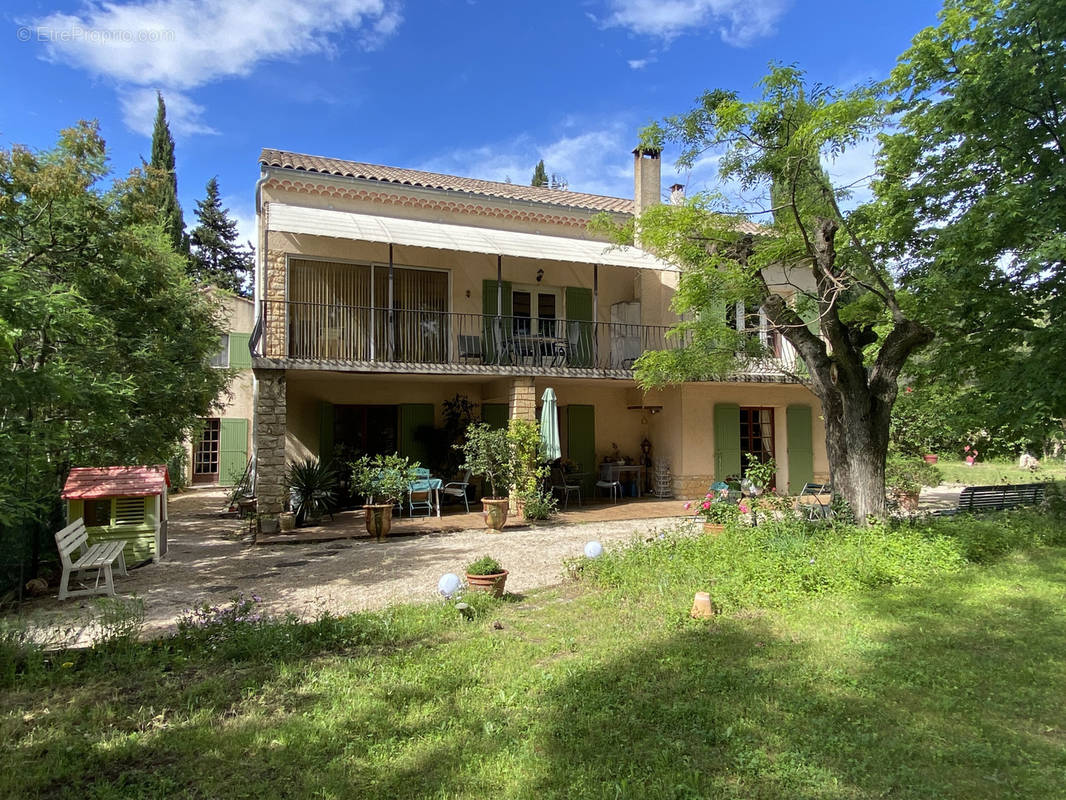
(419, 123, 642, 199)
(627, 58, 650, 69)
(33, 0, 402, 134)
(119, 87, 216, 137)
(599, 0, 789, 46)
(825, 137, 880, 209)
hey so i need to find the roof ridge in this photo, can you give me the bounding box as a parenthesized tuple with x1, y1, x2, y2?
(259, 147, 634, 215)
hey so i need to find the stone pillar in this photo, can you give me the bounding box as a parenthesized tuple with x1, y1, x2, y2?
(509, 377, 536, 422)
(254, 368, 288, 517)
(264, 249, 287, 358)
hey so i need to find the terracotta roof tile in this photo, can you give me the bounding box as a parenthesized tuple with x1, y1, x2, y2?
(260, 148, 634, 214)
(62, 465, 170, 500)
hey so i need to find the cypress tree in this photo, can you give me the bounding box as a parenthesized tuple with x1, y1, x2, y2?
(150, 92, 188, 255)
(190, 177, 254, 295)
(531, 159, 548, 187)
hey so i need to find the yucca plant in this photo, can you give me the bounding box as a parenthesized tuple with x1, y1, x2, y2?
(285, 457, 340, 525)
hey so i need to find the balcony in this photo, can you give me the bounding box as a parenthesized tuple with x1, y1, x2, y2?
(250, 300, 798, 381)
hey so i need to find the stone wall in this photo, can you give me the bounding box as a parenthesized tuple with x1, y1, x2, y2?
(254, 368, 288, 516)
(674, 473, 714, 500)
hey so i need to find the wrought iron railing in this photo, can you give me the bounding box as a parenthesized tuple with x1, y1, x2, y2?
(252, 300, 797, 377)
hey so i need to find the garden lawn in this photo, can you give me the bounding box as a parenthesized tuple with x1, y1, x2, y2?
(935, 457, 1066, 486)
(3, 525, 1066, 798)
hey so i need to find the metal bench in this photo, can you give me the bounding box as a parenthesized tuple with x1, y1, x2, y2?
(796, 482, 832, 520)
(55, 519, 129, 600)
(932, 483, 1046, 517)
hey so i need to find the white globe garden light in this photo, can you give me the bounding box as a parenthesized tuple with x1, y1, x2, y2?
(438, 573, 461, 598)
(584, 541, 603, 559)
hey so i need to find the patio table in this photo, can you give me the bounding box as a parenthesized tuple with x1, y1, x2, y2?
(408, 478, 443, 517)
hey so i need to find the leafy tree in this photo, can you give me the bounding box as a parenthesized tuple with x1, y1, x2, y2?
(876, 0, 1066, 451)
(0, 122, 228, 579)
(531, 159, 548, 187)
(623, 66, 933, 519)
(150, 91, 188, 255)
(190, 177, 254, 296)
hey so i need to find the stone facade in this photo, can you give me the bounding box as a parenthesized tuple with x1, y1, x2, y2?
(674, 474, 715, 500)
(254, 368, 288, 516)
(508, 377, 536, 422)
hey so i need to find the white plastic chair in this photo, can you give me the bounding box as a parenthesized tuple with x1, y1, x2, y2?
(442, 470, 472, 512)
(595, 464, 622, 503)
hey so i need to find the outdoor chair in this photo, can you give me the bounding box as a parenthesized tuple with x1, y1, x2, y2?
(457, 335, 483, 364)
(550, 467, 582, 509)
(442, 469, 472, 512)
(796, 482, 832, 520)
(595, 464, 622, 503)
(407, 468, 435, 517)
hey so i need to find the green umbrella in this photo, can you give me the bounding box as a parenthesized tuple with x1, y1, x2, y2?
(540, 388, 561, 461)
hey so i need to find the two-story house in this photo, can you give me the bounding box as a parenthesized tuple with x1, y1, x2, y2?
(249, 146, 829, 519)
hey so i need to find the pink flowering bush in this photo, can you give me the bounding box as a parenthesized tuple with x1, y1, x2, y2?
(689, 489, 744, 525)
(963, 444, 979, 466)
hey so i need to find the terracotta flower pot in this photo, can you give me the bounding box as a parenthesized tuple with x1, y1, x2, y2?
(894, 491, 920, 511)
(363, 504, 394, 540)
(481, 497, 509, 531)
(923, 454, 939, 464)
(702, 523, 726, 535)
(465, 569, 509, 597)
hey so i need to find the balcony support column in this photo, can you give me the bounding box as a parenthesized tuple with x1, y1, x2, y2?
(508, 376, 536, 423)
(253, 368, 288, 525)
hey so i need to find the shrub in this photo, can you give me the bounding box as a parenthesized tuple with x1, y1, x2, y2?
(459, 424, 514, 498)
(350, 453, 419, 506)
(465, 555, 504, 575)
(286, 457, 341, 524)
(886, 454, 942, 495)
(521, 488, 558, 521)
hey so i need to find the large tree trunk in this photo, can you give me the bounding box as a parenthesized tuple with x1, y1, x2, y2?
(761, 218, 933, 521)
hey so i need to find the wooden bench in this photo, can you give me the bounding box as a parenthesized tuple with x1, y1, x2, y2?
(933, 483, 1047, 517)
(55, 519, 129, 600)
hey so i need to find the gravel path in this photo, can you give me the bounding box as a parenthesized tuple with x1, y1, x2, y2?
(25, 489, 683, 641)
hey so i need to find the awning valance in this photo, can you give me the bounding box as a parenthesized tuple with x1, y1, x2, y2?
(266, 203, 676, 272)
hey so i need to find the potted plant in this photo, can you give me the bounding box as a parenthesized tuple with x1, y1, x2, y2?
(465, 555, 508, 597)
(689, 489, 746, 534)
(459, 423, 515, 531)
(885, 454, 941, 511)
(285, 457, 341, 526)
(350, 453, 419, 540)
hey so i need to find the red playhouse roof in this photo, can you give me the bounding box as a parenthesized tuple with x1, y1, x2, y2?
(62, 465, 171, 500)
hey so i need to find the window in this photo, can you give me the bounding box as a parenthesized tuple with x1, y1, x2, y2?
(512, 286, 559, 337)
(210, 334, 230, 368)
(193, 418, 221, 482)
(729, 302, 781, 357)
(84, 499, 111, 527)
(740, 407, 775, 485)
(114, 497, 146, 526)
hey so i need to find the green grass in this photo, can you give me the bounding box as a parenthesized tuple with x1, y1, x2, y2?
(935, 457, 1066, 486)
(3, 514, 1066, 799)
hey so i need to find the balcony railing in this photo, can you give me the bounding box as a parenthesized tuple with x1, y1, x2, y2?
(252, 300, 798, 378)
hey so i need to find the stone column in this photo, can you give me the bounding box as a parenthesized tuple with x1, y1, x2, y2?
(264, 249, 287, 358)
(508, 377, 536, 422)
(254, 368, 288, 520)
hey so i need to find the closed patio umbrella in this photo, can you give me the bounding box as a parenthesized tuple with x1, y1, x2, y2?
(540, 388, 561, 462)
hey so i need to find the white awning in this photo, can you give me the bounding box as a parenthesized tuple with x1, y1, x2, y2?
(266, 203, 676, 272)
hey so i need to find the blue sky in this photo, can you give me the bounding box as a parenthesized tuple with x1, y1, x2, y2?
(2, 0, 942, 242)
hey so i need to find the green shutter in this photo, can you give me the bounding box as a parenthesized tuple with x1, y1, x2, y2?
(482, 403, 509, 431)
(319, 402, 334, 464)
(714, 403, 741, 483)
(219, 418, 249, 486)
(566, 404, 596, 494)
(786, 405, 814, 493)
(399, 403, 435, 468)
(482, 279, 512, 365)
(565, 287, 594, 367)
(228, 332, 252, 369)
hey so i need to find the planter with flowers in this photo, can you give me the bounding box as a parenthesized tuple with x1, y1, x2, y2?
(350, 453, 419, 540)
(886, 454, 941, 511)
(688, 488, 747, 534)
